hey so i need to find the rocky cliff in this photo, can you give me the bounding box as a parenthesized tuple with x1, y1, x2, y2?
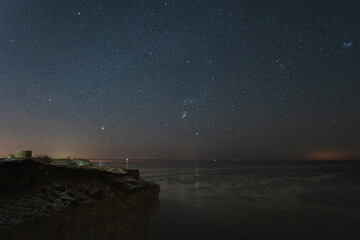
(0, 159, 159, 239)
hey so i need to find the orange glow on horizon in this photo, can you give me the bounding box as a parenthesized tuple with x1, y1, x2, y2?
(307, 150, 354, 160)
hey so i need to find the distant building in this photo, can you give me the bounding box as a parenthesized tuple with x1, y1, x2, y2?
(7, 154, 15, 159)
(15, 150, 32, 159)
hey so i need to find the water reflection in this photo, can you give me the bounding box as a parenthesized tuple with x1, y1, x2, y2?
(89, 160, 360, 240)
(1, 189, 159, 240)
(147, 161, 360, 240)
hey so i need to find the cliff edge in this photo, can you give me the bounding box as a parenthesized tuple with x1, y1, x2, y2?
(0, 159, 159, 239)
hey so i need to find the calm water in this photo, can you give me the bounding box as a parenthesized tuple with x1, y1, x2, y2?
(93, 160, 360, 240)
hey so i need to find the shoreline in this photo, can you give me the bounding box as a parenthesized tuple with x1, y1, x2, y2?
(0, 158, 159, 234)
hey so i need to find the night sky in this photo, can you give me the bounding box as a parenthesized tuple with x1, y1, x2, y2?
(0, 0, 359, 160)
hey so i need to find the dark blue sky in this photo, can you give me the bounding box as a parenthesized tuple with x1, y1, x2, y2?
(1, 0, 359, 160)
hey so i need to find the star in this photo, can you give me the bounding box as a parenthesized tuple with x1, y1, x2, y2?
(343, 42, 352, 48)
(181, 111, 187, 119)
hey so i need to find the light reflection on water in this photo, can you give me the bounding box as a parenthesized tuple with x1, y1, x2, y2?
(94, 160, 360, 240)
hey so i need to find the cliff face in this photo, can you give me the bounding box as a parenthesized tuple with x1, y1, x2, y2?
(0, 159, 159, 239)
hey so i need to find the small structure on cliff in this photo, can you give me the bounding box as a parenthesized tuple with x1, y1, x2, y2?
(15, 150, 32, 159)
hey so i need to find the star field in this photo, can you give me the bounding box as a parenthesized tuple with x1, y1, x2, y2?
(0, 0, 359, 160)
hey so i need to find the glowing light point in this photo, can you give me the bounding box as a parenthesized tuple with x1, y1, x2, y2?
(181, 111, 187, 119)
(343, 42, 352, 48)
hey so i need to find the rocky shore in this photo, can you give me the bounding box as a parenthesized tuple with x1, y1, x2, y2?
(0, 159, 160, 239)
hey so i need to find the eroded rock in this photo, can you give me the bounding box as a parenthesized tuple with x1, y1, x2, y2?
(0, 159, 159, 239)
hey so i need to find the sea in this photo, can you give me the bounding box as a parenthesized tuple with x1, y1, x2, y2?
(91, 159, 360, 240)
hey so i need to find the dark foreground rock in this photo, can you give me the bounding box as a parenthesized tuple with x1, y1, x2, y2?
(0, 159, 159, 239)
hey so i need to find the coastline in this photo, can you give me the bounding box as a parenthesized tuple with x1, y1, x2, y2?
(0, 158, 159, 239)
